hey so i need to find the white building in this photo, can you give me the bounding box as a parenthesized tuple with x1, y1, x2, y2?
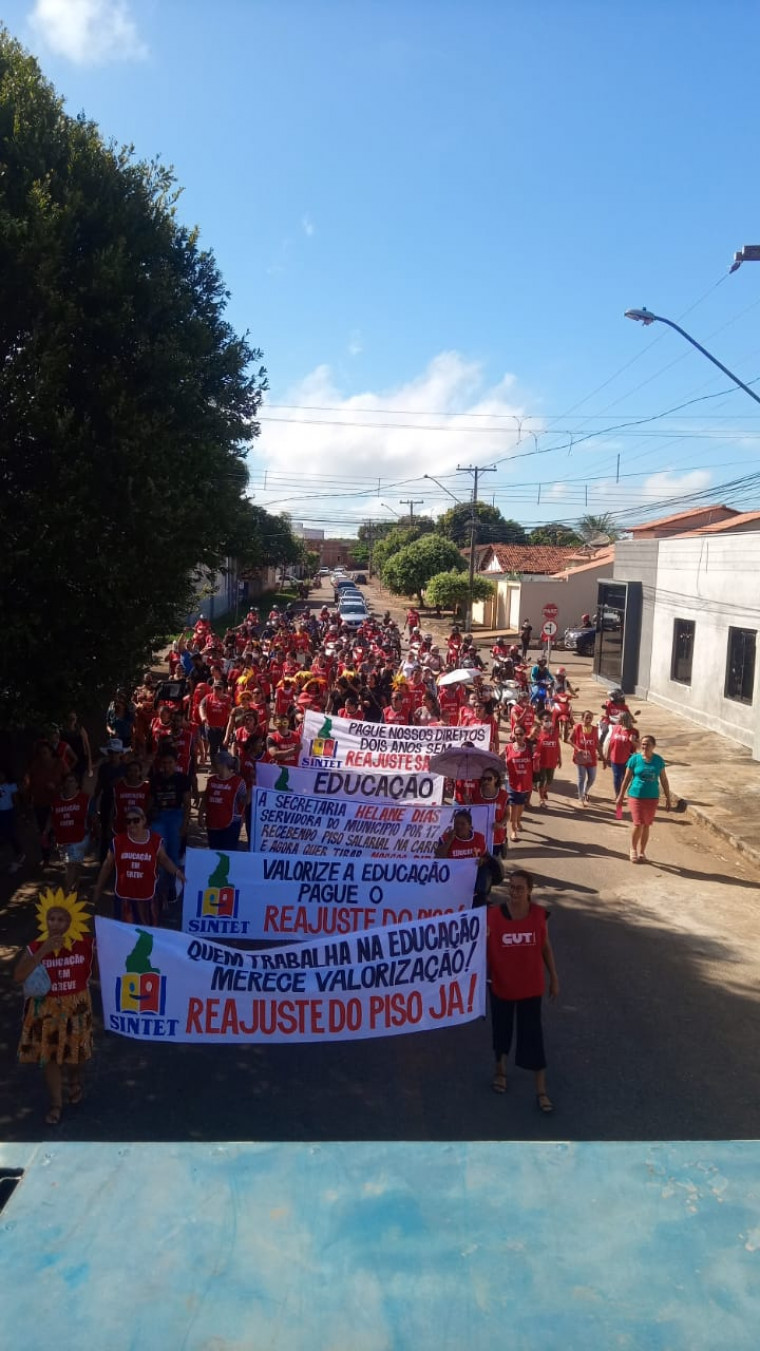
(613, 524, 760, 760)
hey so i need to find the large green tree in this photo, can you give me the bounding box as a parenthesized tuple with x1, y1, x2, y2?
(436, 501, 526, 546)
(424, 570, 495, 614)
(0, 30, 270, 723)
(372, 520, 433, 576)
(381, 535, 465, 604)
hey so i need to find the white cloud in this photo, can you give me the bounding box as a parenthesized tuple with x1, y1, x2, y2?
(642, 469, 712, 497)
(348, 330, 363, 357)
(29, 0, 147, 65)
(301, 213, 315, 237)
(252, 352, 533, 526)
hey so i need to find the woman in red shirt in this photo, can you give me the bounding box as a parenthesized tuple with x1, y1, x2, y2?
(570, 709, 599, 807)
(603, 712, 639, 798)
(470, 769, 509, 858)
(15, 889, 95, 1125)
(505, 726, 533, 842)
(487, 869, 559, 1111)
(198, 752, 247, 852)
(93, 807, 185, 926)
(50, 772, 93, 892)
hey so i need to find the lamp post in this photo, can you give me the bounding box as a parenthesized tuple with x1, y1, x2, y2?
(624, 308, 760, 406)
(381, 503, 400, 518)
(423, 473, 463, 504)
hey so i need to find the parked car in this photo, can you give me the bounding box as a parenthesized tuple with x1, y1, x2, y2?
(563, 624, 597, 656)
(353, 574, 367, 585)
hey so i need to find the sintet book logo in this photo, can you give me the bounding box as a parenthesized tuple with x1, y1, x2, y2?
(196, 853, 239, 919)
(115, 929, 167, 1015)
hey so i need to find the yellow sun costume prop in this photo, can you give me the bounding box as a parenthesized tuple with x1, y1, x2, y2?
(36, 888, 91, 951)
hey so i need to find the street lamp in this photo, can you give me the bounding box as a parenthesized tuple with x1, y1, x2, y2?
(381, 503, 400, 518)
(624, 308, 760, 407)
(423, 473, 463, 504)
(729, 244, 760, 273)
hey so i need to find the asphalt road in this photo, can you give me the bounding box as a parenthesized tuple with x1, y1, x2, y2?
(2, 583, 760, 1144)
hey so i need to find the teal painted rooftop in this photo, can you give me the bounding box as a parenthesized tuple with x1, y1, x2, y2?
(1, 1139, 758, 1350)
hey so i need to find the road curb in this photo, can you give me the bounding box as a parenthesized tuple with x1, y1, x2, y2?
(682, 800, 760, 871)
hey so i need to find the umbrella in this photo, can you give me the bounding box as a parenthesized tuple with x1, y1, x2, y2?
(437, 667, 482, 688)
(428, 742, 505, 780)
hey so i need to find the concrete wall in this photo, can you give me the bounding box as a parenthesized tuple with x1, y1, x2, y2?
(519, 568, 607, 639)
(646, 534, 760, 755)
(613, 540, 660, 696)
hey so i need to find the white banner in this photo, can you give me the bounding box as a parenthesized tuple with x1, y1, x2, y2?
(255, 761, 444, 804)
(182, 848, 478, 939)
(251, 787, 494, 856)
(96, 913, 486, 1044)
(298, 710, 490, 772)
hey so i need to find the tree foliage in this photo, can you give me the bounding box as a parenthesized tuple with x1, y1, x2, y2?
(528, 522, 582, 546)
(576, 513, 620, 544)
(436, 501, 526, 546)
(424, 570, 495, 612)
(372, 522, 432, 576)
(0, 30, 276, 723)
(381, 535, 465, 604)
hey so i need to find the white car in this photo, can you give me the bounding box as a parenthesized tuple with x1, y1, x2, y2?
(339, 602, 369, 629)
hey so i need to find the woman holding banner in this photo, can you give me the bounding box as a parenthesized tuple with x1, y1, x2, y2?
(435, 808, 496, 907)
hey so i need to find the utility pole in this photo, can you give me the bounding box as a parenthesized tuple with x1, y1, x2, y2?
(456, 464, 496, 630)
(362, 519, 376, 577)
(399, 498, 424, 524)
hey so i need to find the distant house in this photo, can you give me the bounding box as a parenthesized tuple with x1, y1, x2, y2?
(622, 504, 740, 539)
(465, 543, 608, 632)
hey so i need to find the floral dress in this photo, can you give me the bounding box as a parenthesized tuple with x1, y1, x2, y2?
(18, 937, 94, 1066)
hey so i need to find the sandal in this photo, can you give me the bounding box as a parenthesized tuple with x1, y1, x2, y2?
(536, 1093, 554, 1114)
(492, 1071, 507, 1094)
(629, 851, 639, 863)
(45, 1104, 63, 1126)
(68, 1081, 84, 1106)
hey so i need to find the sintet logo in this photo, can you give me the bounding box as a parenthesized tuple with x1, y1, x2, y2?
(115, 929, 167, 1015)
(309, 715, 337, 760)
(196, 853, 240, 919)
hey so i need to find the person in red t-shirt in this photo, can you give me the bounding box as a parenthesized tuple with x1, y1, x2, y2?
(199, 682, 233, 759)
(94, 806, 185, 925)
(487, 868, 559, 1111)
(510, 692, 535, 738)
(49, 772, 93, 890)
(438, 682, 463, 726)
(602, 712, 639, 798)
(470, 769, 509, 857)
(266, 716, 302, 767)
(198, 752, 247, 851)
(113, 759, 152, 834)
(505, 726, 533, 841)
(382, 691, 408, 725)
(570, 709, 599, 806)
(435, 809, 487, 861)
(533, 713, 563, 808)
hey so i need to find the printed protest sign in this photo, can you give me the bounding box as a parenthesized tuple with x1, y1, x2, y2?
(255, 761, 444, 805)
(298, 710, 489, 772)
(97, 911, 486, 1044)
(183, 848, 478, 939)
(251, 788, 494, 856)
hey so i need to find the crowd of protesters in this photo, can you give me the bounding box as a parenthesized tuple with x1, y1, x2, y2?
(7, 585, 676, 1124)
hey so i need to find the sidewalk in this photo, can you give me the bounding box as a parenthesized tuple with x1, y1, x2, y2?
(371, 586, 760, 873)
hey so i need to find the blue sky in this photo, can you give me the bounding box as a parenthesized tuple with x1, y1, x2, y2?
(5, 0, 760, 534)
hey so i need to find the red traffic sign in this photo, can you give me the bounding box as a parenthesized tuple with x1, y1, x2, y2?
(543, 602, 559, 620)
(542, 621, 558, 638)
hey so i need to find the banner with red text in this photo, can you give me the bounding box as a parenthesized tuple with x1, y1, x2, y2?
(96, 912, 486, 1044)
(182, 848, 478, 940)
(298, 710, 489, 772)
(251, 787, 494, 856)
